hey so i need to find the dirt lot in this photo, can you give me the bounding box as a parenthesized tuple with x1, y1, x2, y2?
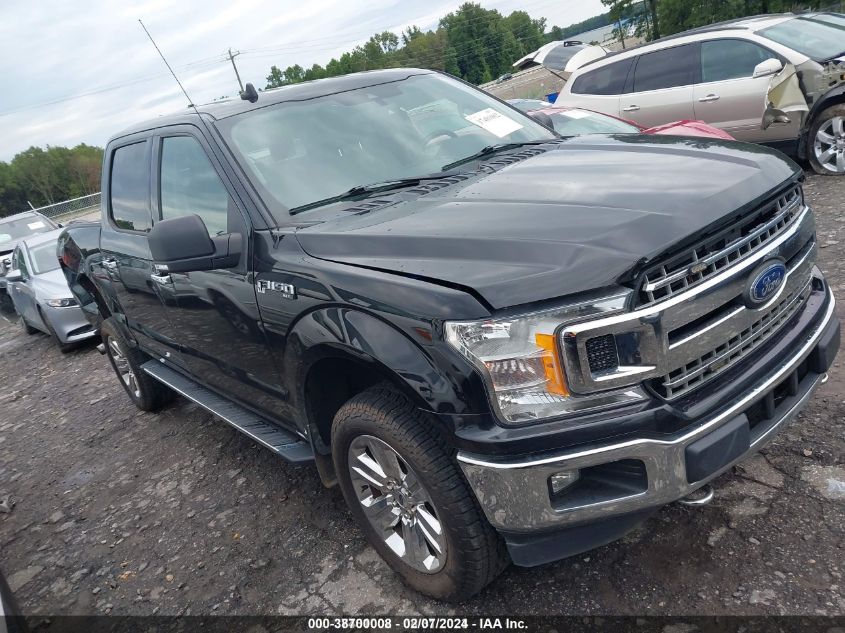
(1, 172, 844, 617)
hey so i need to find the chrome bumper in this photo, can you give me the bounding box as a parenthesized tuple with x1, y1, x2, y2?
(458, 290, 836, 532)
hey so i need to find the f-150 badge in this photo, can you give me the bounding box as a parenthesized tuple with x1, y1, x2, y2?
(256, 279, 296, 299)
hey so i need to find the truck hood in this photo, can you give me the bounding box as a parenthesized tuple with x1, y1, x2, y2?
(296, 135, 800, 310)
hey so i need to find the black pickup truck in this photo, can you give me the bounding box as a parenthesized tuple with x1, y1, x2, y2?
(59, 68, 839, 601)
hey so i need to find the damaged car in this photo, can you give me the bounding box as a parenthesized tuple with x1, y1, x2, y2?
(559, 12, 845, 174)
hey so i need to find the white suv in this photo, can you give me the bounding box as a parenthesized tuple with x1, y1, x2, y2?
(559, 13, 845, 174)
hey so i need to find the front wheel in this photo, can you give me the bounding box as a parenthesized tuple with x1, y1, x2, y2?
(808, 104, 845, 175)
(20, 315, 37, 335)
(332, 385, 506, 601)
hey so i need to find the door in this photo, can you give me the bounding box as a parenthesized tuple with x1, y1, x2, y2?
(694, 38, 797, 142)
(151, 130, 287, 417)
(8, 246, 39, 326)
(622, 44, 698, 128)
(100, 137, 186, 365)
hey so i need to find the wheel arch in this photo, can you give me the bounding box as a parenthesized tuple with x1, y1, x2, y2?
(799, 85, 845, 160)
(288, 307, 466, 468)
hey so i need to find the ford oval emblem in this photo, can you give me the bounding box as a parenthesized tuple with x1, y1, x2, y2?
(746, 260, 786, 307)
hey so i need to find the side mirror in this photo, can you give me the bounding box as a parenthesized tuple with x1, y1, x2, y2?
(753, 58, 783, 79)
(5, 269, 23, 283)
(148, 214, 241, 274)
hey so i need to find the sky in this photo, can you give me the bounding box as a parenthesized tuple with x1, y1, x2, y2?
(0, 0, 605, 161)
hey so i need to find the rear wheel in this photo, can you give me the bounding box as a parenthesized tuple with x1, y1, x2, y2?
(808, 104, 845, 175)
(100, 318, 175, 411)
(332, 385, 506, 601)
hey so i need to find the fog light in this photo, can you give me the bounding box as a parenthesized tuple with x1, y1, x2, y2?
(549, 470, 580, 495)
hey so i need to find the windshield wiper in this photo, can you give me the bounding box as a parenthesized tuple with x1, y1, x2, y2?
(440, 139, 556, 172)
(289, 175, 460, 214)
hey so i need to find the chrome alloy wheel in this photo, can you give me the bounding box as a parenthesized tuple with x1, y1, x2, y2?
(814, 116, 845, 174)
(347, 435, 447, 573)
(108, 338, 141, 398)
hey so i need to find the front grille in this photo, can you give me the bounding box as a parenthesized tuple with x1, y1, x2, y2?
(636, 185, 803, 307)
(653, 280, 812, 399)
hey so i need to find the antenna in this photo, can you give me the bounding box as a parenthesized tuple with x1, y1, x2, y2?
(138, 19, 199, 111)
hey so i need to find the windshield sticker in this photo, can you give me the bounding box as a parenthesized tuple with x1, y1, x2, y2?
(465, 108, 523, 138)
(562, 109, 593, 119)
(27, 221, 46, 230)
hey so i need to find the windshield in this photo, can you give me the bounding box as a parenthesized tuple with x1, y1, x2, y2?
(218, 72, 554, 215)
(549, 109, 640, 135)
(0, 215, 53, 245)
(29, 242, 60, 275)
(760, 16, 845, 61)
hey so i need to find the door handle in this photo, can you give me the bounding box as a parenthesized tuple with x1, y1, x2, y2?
(622, 105, 640, 112)
(698, 94, 720, 102)
(151, 264, 171, 285)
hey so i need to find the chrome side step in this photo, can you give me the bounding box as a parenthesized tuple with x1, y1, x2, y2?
(140, 360, 313, 464)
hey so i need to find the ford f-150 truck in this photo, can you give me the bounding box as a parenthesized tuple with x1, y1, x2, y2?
(59, 68, 840, 601)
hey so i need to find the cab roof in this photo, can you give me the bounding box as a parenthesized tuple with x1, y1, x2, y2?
(112, 68, 434, 141)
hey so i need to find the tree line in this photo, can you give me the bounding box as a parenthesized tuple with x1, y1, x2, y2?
(265, 3, 552, 88)
(602, 0, 838, 43)
(0, 145, 103, 218)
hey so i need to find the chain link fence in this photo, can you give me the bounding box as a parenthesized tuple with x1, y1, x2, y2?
(29, 192, 101, 222)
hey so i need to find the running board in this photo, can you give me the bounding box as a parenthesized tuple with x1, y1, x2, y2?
(140, 361, 313, 464)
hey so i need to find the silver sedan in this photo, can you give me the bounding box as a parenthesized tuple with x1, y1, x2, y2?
(5, 229, 98, 352)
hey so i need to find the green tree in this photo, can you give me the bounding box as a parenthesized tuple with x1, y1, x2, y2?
(0, 144, 104, 217)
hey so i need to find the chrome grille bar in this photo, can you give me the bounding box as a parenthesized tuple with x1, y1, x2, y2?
(638, 186, 803, 307)
(656, 280, 812, 398)
(560, 191, 817, 400)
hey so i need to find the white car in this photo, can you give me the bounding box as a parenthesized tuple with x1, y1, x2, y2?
(558, 12, 845, 174)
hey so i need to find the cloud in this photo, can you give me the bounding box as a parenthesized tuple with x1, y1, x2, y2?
(0, 0, 604, 160)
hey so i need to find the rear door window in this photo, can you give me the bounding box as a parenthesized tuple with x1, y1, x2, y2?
(632, 44, 698, 92)
(110, 141, 151, 232)
(700, 39, 774, 82)
(571, 58, 634, 95)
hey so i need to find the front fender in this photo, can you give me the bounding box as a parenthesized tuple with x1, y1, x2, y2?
(285, 306, 489, 440)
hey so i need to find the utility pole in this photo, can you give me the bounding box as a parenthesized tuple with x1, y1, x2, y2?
(227, 48, 244, 93)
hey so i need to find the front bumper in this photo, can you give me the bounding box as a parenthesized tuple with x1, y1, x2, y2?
(42, 302, 98, 343)
(458, 286, 839, 564)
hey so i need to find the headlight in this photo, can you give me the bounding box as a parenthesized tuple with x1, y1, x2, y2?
(445, 290, 643, 425)
(46, 297, 77, 308)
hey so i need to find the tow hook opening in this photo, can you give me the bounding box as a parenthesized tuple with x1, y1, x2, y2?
(677, 484, 715, 507)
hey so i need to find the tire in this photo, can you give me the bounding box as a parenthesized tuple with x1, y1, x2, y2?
(20, 315, 37, 335)
(332, 385, 507, 601)
(807, 104, 845, 175)
(38, 308, 75, 354)
(100, 318, 175, 411)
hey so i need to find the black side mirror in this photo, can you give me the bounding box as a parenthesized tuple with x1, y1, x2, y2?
(148, 214, 241, 273)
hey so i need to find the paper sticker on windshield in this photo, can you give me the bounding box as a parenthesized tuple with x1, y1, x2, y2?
(27, 221, 46, 230)
(562, 109, 593, 119)
(465, 108, 523, 138)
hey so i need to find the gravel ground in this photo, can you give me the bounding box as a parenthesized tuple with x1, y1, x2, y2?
(0, 172, 844, 617)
